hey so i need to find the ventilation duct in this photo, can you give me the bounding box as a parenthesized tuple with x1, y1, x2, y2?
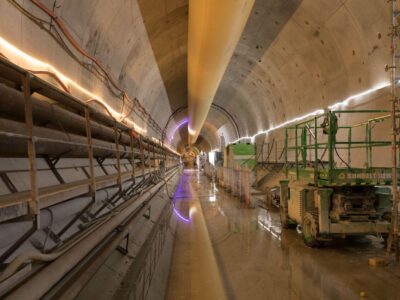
(187, 0, 255, 144)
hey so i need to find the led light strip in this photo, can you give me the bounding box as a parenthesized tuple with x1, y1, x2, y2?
(0, 37, 148, 135)
(0, 37, 389, 153)
(231, 82, 390, 144)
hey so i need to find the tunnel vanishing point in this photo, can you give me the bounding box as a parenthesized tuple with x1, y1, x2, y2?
(0, 0, 400, 299)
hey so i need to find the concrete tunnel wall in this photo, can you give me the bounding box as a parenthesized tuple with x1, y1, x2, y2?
(0, 0, 177, 140)
(138, 0, 394, 148)
(0, 0, 396, 160)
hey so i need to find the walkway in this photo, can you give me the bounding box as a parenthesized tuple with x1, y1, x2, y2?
(166, 169, 400, 300)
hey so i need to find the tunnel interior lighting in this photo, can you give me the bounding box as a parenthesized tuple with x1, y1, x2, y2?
(232, 82, 390, 144)
(0, 36, 390, 151)
(0, 37, 148, 135)
(328, 82, 390, 110)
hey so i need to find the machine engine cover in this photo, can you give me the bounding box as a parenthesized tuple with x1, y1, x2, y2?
(329, 188, 378, 222)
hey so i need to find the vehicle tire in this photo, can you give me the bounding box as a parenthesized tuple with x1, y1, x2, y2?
(302, 212, 323, 247)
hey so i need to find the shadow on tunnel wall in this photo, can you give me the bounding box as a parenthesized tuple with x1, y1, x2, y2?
(137, 0, 188, 145)
(137, 0, 188, 111)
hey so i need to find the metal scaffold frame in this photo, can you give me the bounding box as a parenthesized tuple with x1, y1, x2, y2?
(387, 0, 400, 262)
(0, 55, 181, 297)
(284, 110, 400, 187)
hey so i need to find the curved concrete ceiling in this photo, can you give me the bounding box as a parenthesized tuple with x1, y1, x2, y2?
(0, 0, 392, 153)
(216, 0, 390, 135)
(138, 0, 391, 149)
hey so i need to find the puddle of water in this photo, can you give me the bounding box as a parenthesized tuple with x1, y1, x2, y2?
(171, 169, 400, 300)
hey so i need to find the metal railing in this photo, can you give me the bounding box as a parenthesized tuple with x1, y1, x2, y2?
(215, 166, 252, 206)
(285, 109, 400, 185)
(0, 56, 181, 295)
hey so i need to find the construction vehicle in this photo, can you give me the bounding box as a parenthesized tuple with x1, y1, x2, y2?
(280, 110, 394, 247)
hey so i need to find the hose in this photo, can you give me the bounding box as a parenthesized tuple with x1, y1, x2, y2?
(334, 146, 352, 170)
(41, 208, 54, 253)
(0, 213, 110, 282)
(29, 0, 164, 133)
(7, 0, 165, 135)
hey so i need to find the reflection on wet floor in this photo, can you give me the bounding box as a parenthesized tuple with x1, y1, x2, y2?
(167, 169, 400, 300)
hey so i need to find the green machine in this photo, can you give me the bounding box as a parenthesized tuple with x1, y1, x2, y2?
(225, 143, 256, 170)
(280, 110, 394, 247)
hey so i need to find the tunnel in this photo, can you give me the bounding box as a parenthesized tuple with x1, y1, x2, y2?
(0, 0, 400, 299)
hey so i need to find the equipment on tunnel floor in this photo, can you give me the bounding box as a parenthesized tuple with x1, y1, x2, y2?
(280, 110, 395, 247)
(265, 186, 280, 209)
(224, 143, 256, 170)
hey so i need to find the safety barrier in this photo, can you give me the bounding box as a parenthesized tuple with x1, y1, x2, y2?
(215, 166, 253, 207)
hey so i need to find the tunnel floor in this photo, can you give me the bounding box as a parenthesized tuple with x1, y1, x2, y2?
(166, 169, 400, 300)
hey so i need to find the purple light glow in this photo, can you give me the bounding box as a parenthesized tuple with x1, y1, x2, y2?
(173, 205, 191, 223)
(171, 170, 192, 223)
(168, 118, 188, 144)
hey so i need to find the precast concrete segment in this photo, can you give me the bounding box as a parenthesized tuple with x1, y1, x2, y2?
(0, 0, 173, 137)
(187, 0, 255, 144)
(2, 170, 179, 299)
(166, 170, 226, 300)
(1, 0, 393, 151)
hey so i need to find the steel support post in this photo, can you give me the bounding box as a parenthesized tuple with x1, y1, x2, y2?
(129, 132, 136, 183)
(55, 108, 98, 238)
(85, 108, 96, 200)
(348, 128, 352, 167)
(388, 0, 400, 262)
(260, 142, 264, 163)
(314, 117, 318, 186)
(328, 112, 335, 184)
(140, 137, 145, 179)
(152, 142, 156, 173)
(295, 126, 299, 180)
(22, 73, 40, 225)
(114, 122, 122, 188)
(284, 128, 288, 177)
(0, 73, 40, 265)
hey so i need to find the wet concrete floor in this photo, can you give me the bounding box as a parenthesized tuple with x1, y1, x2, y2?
(166, 169, 400, 300)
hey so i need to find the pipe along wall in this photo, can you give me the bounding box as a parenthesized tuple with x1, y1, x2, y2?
(0, 55, 181, 297)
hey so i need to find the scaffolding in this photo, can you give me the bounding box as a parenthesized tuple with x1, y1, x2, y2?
(388, 0, 400, 262)
(285, 110, 400, 186)
(212, 166, 253, 207)
(0, 55, 181, 292)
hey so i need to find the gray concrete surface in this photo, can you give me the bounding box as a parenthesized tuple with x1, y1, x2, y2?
(167, 170, 400, 300)
(0, 1, 399, 297)
(1, 0, 394, 152)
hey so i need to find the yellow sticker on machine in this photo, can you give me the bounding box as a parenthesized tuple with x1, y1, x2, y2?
(347, 172, 391, 180)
